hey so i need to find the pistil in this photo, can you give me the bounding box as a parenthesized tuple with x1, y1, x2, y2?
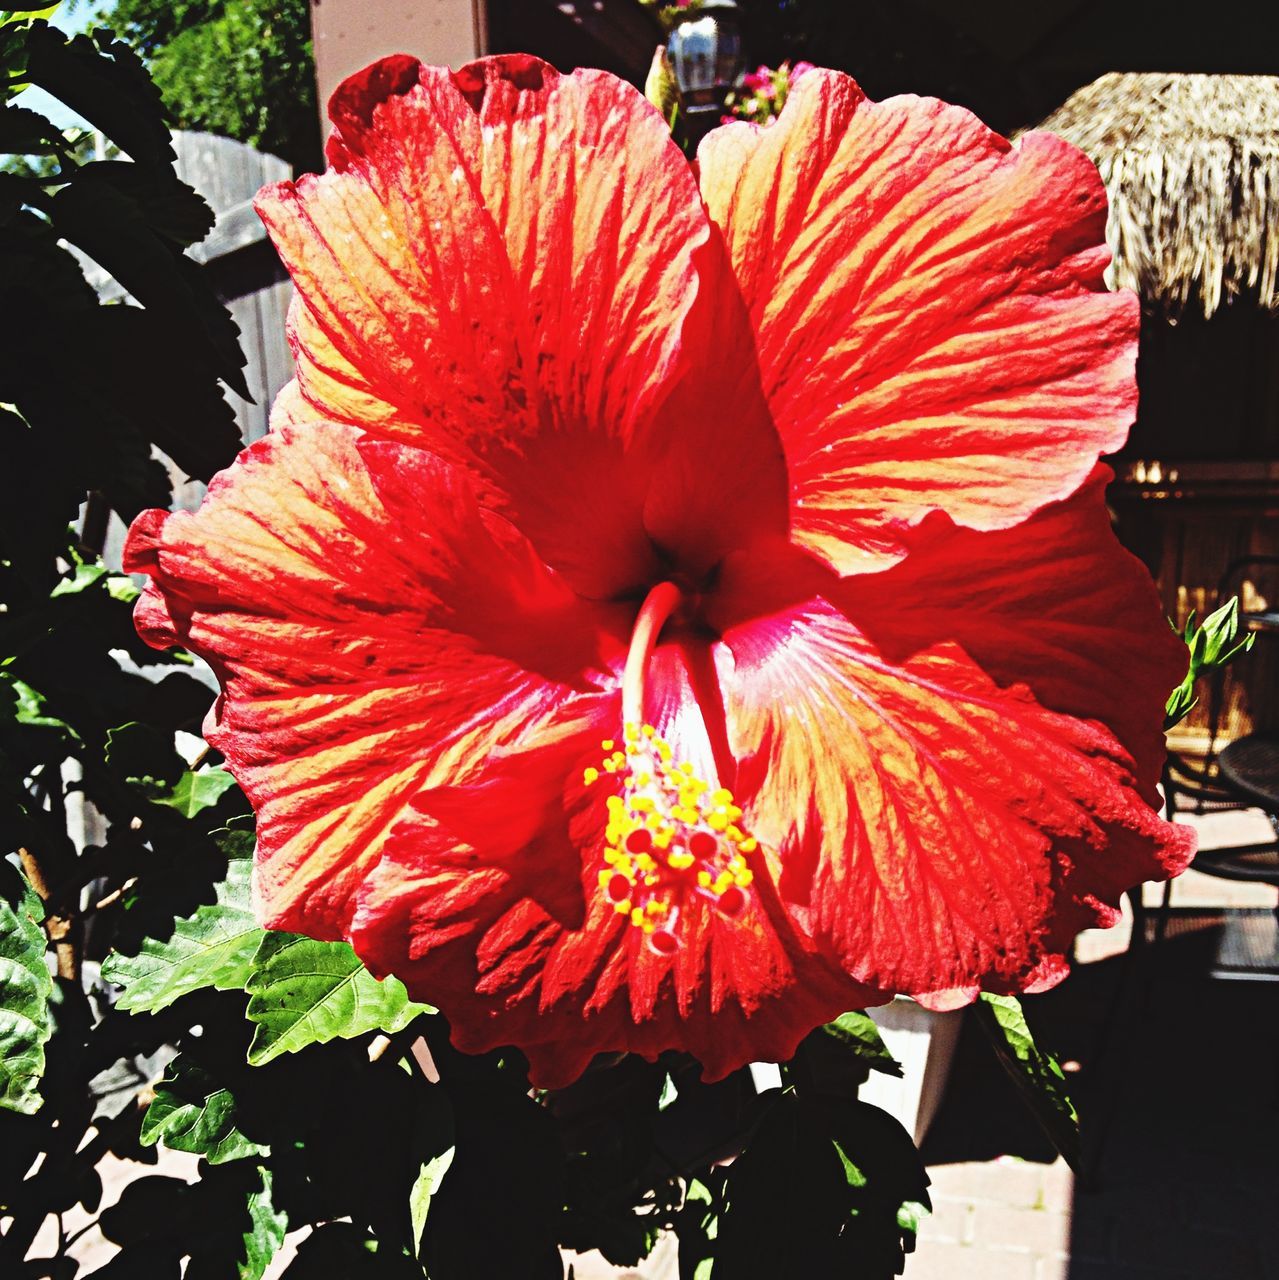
(583, 582, 758, 954)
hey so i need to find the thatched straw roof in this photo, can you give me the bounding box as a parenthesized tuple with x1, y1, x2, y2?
(1035, 73, 1279, 318)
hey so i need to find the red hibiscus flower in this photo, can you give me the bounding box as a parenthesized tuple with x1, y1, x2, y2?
(125, 55, 1194, 1087)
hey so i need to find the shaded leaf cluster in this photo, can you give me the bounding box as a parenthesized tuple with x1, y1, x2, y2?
(91, 0, 321, 175)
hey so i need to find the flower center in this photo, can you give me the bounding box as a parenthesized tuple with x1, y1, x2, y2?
(582, 582, 758, 954)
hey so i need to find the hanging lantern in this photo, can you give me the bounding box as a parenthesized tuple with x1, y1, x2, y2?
(666, 0, 745, 118)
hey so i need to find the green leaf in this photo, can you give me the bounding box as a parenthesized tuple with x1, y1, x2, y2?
(976, 993, 1080, 1171)
(410, 1145, 455, 1254)
(677, 1177, 719, 1280)
(102, 855, 264, 1012)
(140, 1057, 269, 1165)
(240, 1167, 287, 1280)
(49, 560, 107, 597)
(5, 675, 77, 740)
(821, 1011, 904, 1077)
(0, 861, 53, 1114)
(152, 768, 238, 818)
(409, 1086, 455, 1255)
(245, 933, 431, 1066)
(106, 722, 239, 816)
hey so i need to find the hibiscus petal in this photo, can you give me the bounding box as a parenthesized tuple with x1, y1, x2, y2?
(349, 648, 882, 1087)
(698, 70, 1139, 572)
(720, 596, 1193, 999)
(849, 467, 1181, 796)
(124, 423, 616, 936)
(255, 54, 784, 598)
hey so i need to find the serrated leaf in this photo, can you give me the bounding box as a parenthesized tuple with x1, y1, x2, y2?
(245, 933, 432, 1066)
(140, 1058, 269, 1165)
(24, 23, 173, 168)
(240, 1167, 287, 1280)
(976, 993, 1080, 1171)
(0, 102, 62, 154)
(50, 560, 107, 597)
(102, 856, 264, 1011)
(153, 768, 238, 818)
(5, 676, 78, 739)
(0, 861, 53, 1113)
(821, 1010, 904, 1077)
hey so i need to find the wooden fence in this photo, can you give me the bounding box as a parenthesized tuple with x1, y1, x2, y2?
(89, 130, 294, 564)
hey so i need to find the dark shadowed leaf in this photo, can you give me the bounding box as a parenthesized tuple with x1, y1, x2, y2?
(0, 102, 62, 154)
(419, 1077, 564, 1280)
(106, 720, 187, 790)
(284, 1224, 424, 1279)
(715, 1091, 929, 1279)
(49, 172, 248, 393)
(23, 22, 173, 167)
(976, 993, 1080, 1171)
(71, 159, 215, 246)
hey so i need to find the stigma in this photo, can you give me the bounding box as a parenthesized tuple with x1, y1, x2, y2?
(583, 581, 758, 954)
(585, 724, 756, 953)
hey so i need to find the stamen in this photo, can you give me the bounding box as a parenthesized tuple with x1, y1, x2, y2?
(584, 583, 758, 954)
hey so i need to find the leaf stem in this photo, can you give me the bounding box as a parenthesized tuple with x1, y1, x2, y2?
(18, 844, 80, 982)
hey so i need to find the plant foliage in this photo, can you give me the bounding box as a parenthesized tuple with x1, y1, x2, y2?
(85, 0, 320, 173)
(0, 9, 1107, 1277)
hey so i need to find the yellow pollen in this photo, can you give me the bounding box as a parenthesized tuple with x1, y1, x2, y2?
(589, 722, 761, 954)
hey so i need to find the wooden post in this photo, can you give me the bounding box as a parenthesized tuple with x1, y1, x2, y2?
(310, 0, 487, 112)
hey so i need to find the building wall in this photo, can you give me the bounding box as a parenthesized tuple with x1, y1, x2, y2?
(310, 0, 487, 109)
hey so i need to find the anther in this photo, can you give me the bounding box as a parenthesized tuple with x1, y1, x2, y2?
(582, 581, 762, 955)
